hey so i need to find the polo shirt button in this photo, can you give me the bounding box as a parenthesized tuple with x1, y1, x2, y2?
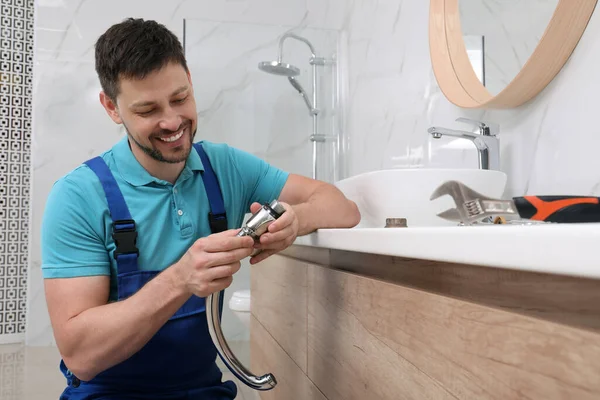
(72, 377, 80, 388)
(178, 210, 183, 216)
(174, 189, 178, 194)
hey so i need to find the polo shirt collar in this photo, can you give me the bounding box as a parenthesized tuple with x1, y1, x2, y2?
(112, 136, 205, 187)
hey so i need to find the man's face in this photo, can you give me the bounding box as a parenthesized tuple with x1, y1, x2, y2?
(102, 62, 198, 165)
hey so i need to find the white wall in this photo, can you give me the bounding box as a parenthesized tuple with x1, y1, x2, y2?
(184, 20, 342, 182)
(28, 0, 600, 345)
(459, 0, 559, 95)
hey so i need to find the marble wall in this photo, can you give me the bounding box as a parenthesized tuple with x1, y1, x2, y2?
(459, 0, 559, 95)
(184, 20, 342, 182)
(27, 0, 600, 346)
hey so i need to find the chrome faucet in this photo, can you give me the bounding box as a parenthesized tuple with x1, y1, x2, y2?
(427, 118, 500, 170)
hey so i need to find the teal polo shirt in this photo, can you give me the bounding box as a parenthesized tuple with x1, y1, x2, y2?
(41, 136, 289, 300)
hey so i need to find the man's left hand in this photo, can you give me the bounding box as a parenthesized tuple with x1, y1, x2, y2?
(248, 201, 298, 264)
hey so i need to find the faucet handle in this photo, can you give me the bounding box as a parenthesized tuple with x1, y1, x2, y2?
(455, 117, 499, 136)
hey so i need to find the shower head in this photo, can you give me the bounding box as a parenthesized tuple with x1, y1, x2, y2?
(287, 76, 314, 112)
(287, 76, 307, 96)
(258, 61, 300, 77)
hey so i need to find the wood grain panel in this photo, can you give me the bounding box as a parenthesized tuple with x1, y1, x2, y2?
(282, 246, 600, 332)
(307, 265, 600, 399)
(251, 255, 308, 372)
(250, 315, 326, 400)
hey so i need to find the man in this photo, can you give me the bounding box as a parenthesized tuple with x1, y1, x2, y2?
(41, 18, 360, 400)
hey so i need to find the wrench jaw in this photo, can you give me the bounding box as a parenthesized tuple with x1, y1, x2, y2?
(435, 208, 463, 223)
(430, 180, 503, 225)
(429, 180, 488, 203)
(430, 181, 464, 224)
(435, 206, 486, 225)
(429, 180, 460, 202)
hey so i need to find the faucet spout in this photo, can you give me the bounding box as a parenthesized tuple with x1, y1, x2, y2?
(428, 124, 500, 171)
(428, 127, 479, 141)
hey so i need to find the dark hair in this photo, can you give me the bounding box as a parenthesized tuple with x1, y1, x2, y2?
(94, 18, 188, 100)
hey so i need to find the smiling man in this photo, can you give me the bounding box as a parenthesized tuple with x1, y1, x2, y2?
(41, 18, 360, 400)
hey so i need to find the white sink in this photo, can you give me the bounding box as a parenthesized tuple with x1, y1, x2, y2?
(335, 169, 508, 228)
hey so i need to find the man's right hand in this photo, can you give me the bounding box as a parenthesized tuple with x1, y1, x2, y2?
(173, 229, 255, 298)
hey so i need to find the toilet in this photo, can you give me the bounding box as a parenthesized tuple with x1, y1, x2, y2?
(228, 289, 251, 329)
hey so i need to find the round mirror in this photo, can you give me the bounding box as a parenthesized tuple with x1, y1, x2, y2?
(429, 0, 598, 108)
(459, 0, 559, 96)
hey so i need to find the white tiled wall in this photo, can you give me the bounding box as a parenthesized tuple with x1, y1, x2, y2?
(28, 0, 600, 347)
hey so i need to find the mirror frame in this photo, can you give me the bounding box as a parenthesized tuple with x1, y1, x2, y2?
(429, 0, 598, 108)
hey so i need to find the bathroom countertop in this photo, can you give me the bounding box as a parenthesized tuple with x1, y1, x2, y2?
(293, 223, 600, 280)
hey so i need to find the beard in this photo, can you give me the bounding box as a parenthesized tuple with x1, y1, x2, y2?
(124, 120, 196, 164)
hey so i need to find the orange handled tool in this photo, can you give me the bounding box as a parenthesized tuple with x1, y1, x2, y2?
(431, 180, 600, 225)
(512, 196, 600, 223)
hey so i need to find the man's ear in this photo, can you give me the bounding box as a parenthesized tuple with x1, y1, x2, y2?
(99, 92, 123, 124)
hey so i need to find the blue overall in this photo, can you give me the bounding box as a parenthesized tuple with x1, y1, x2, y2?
(58, 143, 237, 399)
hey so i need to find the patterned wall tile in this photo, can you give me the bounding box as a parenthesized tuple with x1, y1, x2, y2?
(0, 347, 24, 399)
(0, 0, 34, 340)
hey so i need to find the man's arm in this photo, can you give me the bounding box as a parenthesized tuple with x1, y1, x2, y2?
(45, 270, 189, 381)
(225, 144, 359, 232)
(223, 145, 359, 262)
(45, 230, 253, 381)
(279, 173, 360, 235)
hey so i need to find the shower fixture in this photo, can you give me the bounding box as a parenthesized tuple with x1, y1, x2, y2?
(258, 32, 332, 180)
(287, 76, 314, 112)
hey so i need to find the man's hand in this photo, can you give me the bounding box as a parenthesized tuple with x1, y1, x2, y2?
(174, 229, 255, 297)
(249, 202, 299, 264)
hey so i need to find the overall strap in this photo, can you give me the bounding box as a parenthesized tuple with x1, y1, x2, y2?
(193, 142, 228, 233)
(84, 157, 139, 274)
(193, 142, 228, 316)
